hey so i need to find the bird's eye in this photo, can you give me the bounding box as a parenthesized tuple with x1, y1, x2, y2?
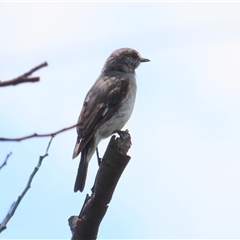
(132, 53, 138, 60)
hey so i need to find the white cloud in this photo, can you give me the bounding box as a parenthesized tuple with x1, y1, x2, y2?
(207, 39, 240, 93)
(170, 2, 240, 27)
(192, 38, 240, 102)
(0, 3, 104, 54)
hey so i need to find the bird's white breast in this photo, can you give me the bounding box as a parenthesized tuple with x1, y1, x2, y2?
(98, 73, 137, 138)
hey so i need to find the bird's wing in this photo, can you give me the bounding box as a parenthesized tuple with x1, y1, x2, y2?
(72, 76, 130, 159)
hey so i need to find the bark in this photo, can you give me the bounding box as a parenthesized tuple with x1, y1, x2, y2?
(69, 130, 132, 240)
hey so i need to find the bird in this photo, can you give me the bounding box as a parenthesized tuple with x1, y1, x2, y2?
(72, 48, 150, 192)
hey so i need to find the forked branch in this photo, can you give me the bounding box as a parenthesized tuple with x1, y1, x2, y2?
(0, 137, 53, 233)
(0, 62, 48, 87)
(0, 123, 78, 142)
(0, 152, 12, 170)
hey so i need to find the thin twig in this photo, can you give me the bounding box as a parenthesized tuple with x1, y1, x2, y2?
(0, 152, 12, 170)
(0, 136, 54, 233)
(0, 123, 78, 142)
(0, 62, 48, 87)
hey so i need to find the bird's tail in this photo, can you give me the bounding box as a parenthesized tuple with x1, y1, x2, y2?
(74, 147, 88, 192)
(72, 137, 81, 159)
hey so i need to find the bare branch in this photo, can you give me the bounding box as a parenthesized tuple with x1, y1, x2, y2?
(0, 137, 53, 233)
(69, 130, 132, 239)
(0, 62, 48, 87)
(0, 123, 78, 142)
(0, 152, 12, 170)
(0, 77, 40, 87)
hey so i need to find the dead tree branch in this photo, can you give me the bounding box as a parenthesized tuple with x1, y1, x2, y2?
(0, 123, 78, 142)
(0, 62, 48, 87)
(0, 137, 54, 233)
(0, 152, 12, 170)
(69, 130, 132, 240)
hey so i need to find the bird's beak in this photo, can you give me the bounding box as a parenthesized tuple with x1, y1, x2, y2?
(140, 57, 150, 62)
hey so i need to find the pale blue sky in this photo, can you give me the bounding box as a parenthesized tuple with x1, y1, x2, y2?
(1, 2, 240, 239)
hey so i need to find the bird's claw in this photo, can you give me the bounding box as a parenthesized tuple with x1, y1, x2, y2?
(112, 129, 129, 141)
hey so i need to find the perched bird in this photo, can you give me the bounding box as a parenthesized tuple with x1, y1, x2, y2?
(72, 48, 150, 192)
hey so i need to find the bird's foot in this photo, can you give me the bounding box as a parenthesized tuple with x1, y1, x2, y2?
(96, 147, 102, 167)
(114, 129, 132, 154)
(112, 129, 129, 141)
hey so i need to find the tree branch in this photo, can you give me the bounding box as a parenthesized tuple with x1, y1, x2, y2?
(69, 130, 132, 240)
(0, 152, 12, 170)
(0, 62, 48, 87)
(0, 123, 78, 142)
(0, 137, 54, 233)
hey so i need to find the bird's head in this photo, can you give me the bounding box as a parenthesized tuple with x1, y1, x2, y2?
(102, 48, 150, 74)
